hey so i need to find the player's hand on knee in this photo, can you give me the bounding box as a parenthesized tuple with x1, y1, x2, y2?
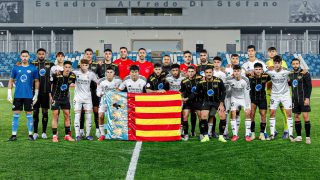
(304, 98, 310, 106)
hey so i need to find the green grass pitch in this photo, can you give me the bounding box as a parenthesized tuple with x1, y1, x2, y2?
(0, 87, 319, 179)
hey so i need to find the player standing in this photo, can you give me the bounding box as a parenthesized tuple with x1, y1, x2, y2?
(114, 47, 134, 79)
(247, 63, 271, 140)
(50, 61, 76, 142)
(196, 49, 214, 77)
(162, 55, 172, 74)
(32, 48, 54, 140)
(194, 67, 226, 143)
(134, 48, 154, 79)
(73, 59, 99, 141)
(180, 50, 197, 77)
(289, 58, 312, 144)
(180, 66, 202, 140)
(146, 63, 168, 92)
(118, 65, 147, 93)
(97, 49, 119, 78)
(265, 55, 294, 142)
(7, 50, 39, 141)
(226, 65, 252, 142)
(266, 47, 289, 138)
(96, 67, 122, 141)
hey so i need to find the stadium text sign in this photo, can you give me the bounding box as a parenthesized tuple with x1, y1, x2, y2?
(35, 0, 279, 8)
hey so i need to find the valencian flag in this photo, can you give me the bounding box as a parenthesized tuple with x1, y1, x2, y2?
(103, 91, 182, 141)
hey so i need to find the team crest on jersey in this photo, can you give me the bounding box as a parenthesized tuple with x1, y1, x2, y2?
(200, 71, 205, 76)
(39, 68, 46, 76)
(207, 89, 214, 96)
(255, 84, 262, 91)
(292, 80, 298, 88)
(20, 74, 28, 83)
(91, 66, 96, 70)
(297, 75, 302, 79)
(27, 70, 31, 73)
(158, 83, 164, 90)
(45, 65, 50, 68)
(191, 86, 196, 93)
(213, 84, 218, 88)
(60, 84, 68, 91)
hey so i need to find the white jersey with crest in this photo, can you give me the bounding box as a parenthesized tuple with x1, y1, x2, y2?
(73, 69, 99, 102)
(50, 65, 64, 80)
(97, 77, 122, 97)
(119, 75, 146, 93)
(242, 59, 267, 72)
(225, 77, 250, 100)
(266, 68, 291, 95)
(214, 69, 226, 83)
(165, 73, 185, 91)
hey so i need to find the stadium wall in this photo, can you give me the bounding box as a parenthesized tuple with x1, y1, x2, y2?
(73, 29, 240, 55)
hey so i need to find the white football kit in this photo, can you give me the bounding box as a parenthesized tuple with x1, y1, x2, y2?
(119, 75, 146, 93)
(97, 77, 122, 113)
(266, 68, 292, 110)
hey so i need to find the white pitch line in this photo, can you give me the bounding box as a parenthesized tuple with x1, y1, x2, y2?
(126, 141, 142, 180)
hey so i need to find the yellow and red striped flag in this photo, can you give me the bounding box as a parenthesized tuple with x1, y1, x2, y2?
(104, 91, 182, 141)
(128, 91, 182, 141)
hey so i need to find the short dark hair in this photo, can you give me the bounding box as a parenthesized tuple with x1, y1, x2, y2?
(56, 52, 65, 57)
(254, 62, 263, 68)
(64, 61, 72, 66)
(247, 45, 256, 51)
(84, 48, 93, 53)
(199, 49, 207, 54)
(120, 47, 128, 51)
(205, 66, 213, 71)
(187, 66, 195, 70)
(273, 55, 282, 63)
(233, 65, 241, 70)
(231, 54, 239, 58)
(163, 55, 170, 58)
(20, 50, 29, 55)
(291, 58, 300, 64)
(171, 64, 180, 70)
(213, 56, 222, 61)
(154, 63, 162, 68)
(104, 49, 112, 53)
(106, 66, 115, 71)
(37, 48, 46, 53)
(183, 50, 192, 55)
(268, 47, 277, 52)
(80, 59, 89, 64)
(130, 65, 139, 71)
(138, 48, 146, 52)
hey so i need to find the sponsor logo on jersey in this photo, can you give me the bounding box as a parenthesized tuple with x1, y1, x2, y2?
(191, 86, 196, 93)
(158, 83, 164, 90)
(39, 68, 46, 76)
(255, 84, 262, 91)
(292, 79, 298, 88)
(60, 84, 68, 91)
(207, 89, 214, 96)
(20, 74, 28, 83)
(200, 71, 205, 76)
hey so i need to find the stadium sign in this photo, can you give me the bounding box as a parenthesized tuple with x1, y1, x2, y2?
(35, 0, 279, 8)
